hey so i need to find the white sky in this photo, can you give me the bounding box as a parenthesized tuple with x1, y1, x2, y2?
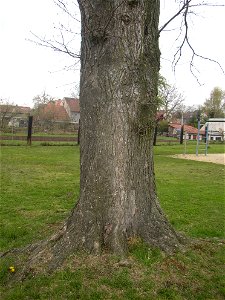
(0, 0, 224, 108)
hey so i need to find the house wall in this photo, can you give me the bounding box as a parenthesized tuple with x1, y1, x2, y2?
(71, 112, 80, 123)
(63, 101, 80, 123)
(63, 101, 71, 119)
(209, 135, 223, 141)
(185, 134, 203, 140)
(205, 120, 225, 142)
(208, 121, 225, 133)
(168, 126, 203, 140)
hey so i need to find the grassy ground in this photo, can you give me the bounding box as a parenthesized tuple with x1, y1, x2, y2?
(0, 144, 224, 299)
(0, 146, 80, 251)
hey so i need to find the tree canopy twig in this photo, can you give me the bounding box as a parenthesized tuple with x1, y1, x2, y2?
(160, 0, 225, 82)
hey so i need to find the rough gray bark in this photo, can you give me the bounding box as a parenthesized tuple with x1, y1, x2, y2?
(3, 0, 185, 276)
(50, 0, 183, 258)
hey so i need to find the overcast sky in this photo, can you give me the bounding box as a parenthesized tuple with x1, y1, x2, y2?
(0, 0, 224, 108)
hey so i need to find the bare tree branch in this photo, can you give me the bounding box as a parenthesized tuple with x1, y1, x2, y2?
(159, 0, 192, 34)
(160, 0, 225, 83)
(159, 1, 224, 34)
(28, 0, 224, 85)
(158, 78, 185, 119)
(28, 32, 80, 59)
(53, 0, 80, 22)
(27, 0, 81, 61)
(171, 1, 224, 82)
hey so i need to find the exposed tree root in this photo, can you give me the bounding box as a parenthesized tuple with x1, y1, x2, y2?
(1, 207, 189, 283)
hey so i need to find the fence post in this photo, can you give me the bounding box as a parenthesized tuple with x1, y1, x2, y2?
(180, 124, 184, 144)
(196, 113, 201, 156)
(205, 123, 209, 156)
(27, 116, 33, 146)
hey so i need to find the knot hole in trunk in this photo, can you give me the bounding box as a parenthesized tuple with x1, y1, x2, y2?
(127, 0, 139, 8)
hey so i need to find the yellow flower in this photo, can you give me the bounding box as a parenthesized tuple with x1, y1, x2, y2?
(9, 266, 15, 273)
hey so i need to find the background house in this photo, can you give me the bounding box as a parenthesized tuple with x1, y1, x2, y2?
(1, 98, 80, 133)
(32, 98, 80, 132)
(39, 100, 70, 123)
(0, 105, 31, 128)
(33, 99, 70, 132)
(201, 118, 225, 141)
(62, 98, 80, 123)
(168, 123, 204, 140)
(34, 98, 80, 124)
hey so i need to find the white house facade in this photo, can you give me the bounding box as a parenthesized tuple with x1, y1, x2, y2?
(201, 118, 225, 141)
(62, 98, 80, 124)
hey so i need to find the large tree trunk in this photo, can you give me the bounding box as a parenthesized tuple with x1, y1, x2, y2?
(53, 0, 182, 255)
(8, 1, 184, 275)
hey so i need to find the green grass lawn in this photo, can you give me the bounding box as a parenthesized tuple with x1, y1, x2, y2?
(0, 144, 224, 299)
(154, 142, 224, 155)
(0, 146, 80, 251)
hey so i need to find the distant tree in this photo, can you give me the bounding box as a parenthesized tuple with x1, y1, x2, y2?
(158, 77, 184, 120)
(0, 98, 18, 129)
(70, 83, 80, 99)
(33, 91, 54, 109)
(186, 110, 199, 127)
(175, 105, 201, 127)
(158, 120, 169, 135)
(202, 87, 225, 118)
(32, 92, 56, 131)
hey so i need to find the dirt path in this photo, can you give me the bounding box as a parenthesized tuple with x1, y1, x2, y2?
(171, 153, 225, 165)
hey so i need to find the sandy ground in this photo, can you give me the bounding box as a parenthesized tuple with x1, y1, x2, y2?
(171, 153, 225, 165)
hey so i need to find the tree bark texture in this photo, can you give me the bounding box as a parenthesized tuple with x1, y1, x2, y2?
(62, 0, 182, 254)
(15, 0, 184, 273)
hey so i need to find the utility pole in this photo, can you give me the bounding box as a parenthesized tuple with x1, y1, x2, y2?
(180, 112, 184, 144)
(196, 111, 201, 156)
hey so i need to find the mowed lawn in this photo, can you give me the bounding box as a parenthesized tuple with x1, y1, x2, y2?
(0, 144, 224, 300)
(0, 146, 80, 251)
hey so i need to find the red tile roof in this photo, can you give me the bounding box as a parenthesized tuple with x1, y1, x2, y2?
(43, 102, 69, 121)
(169, 123, 205, 134)
(0, 105, 31, 114)
(63, 97, 80, 112)
(17, 106, 31, 114)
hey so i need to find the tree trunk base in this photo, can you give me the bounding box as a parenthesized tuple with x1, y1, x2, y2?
(1, 202, 188, 282)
